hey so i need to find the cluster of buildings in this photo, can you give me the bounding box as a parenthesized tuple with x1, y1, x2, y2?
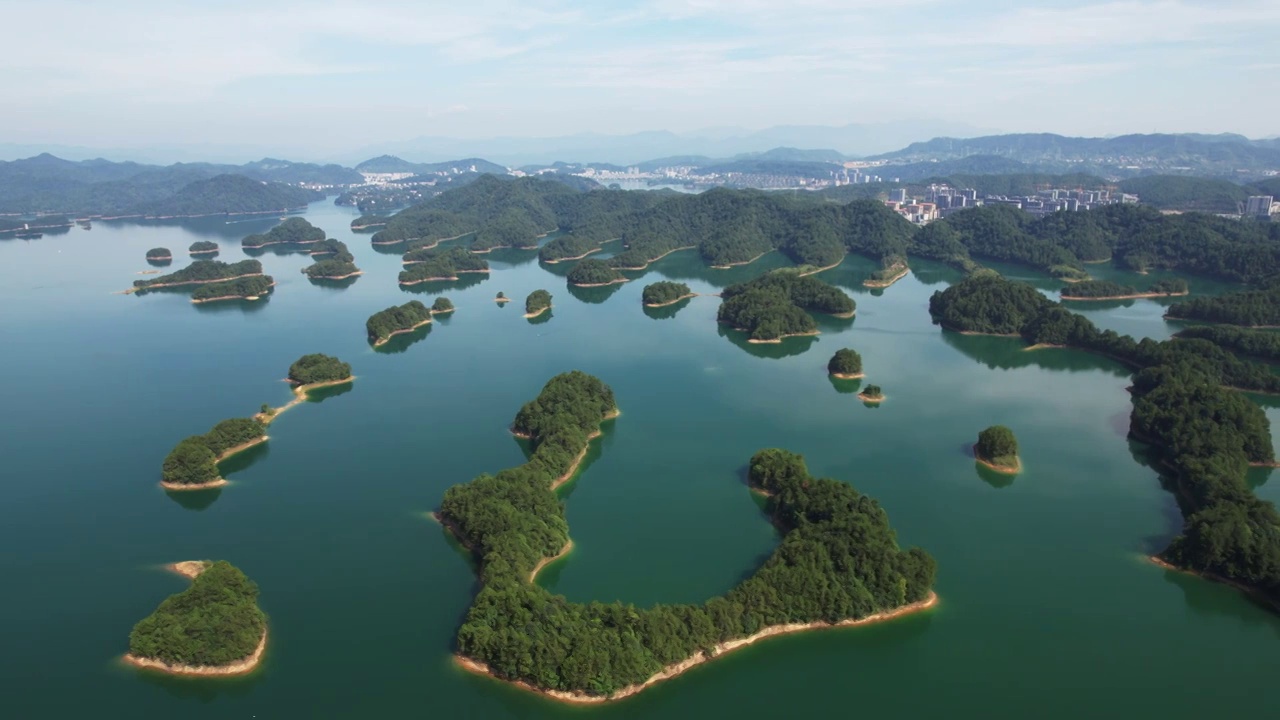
(885, 185, 1138, 224)
(1245, 195, 1276, 220)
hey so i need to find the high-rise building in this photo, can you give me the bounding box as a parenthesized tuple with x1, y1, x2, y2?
(889, 188, 908, 203)
(1246, 196, 1275, 218)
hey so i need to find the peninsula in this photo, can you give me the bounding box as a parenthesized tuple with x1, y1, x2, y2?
(188, 241, 219, 255)
(719, 271, 855, 342)
(974, 425, 1021, 474)
(130, 259, 264, 293)
(241, 216, 324, 249)
(641, 281, 695, 307)
(367, 301, 434, 346)
(827, 348, 865, 380)
(524, 289, 552, 318)
(436, 373, 937, 703)
(566, 258, 627, 287)
(864, 258, 910, 288)
(125, 560, 266, 676)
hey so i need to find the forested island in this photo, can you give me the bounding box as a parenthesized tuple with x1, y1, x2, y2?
(241, 217, 325, 249)
(566, 258, 627, 287)
(301, 240, 360, 279)
(719, 271, 855, 342)
(1060, 278, 1188, 300)
(827, 348, 864, 379)
(525, 289, 552, 318)
(188, 241, 219, 255)
(367, 300, 434, 346)
(125, 560, 266, 675)
(191, 275, 275, 303)
(1166, 284, 1280, 326)
(930, 271, 1280, 608)
(974, 426, 1021, 473)
(641, 281, 694, 307)
(858, 385, 884, 403)
(145, 247, 171, 262)
(432, 297, 454, 313)
(161, 417, 268, 490)
(288, 354, 352, 386)
(436, 372, 936, 701)
(495, 292, 510, 304)
(131, 259, 263, 293)
(399, 247, 489, 285)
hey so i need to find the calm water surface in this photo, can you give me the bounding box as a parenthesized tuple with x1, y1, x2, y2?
(3, 201, 1279, 718)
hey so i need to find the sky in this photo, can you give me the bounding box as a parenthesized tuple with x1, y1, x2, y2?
(1, 0, 1276, 159)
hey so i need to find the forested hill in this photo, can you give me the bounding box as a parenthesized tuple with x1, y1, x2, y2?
(868, 132, 1280, 175)
(139, 175, 321, 217)
(354, 155, 507, 175)
(0, 153, 339, 215)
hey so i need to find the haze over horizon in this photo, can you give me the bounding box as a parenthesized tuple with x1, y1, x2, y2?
(2, 0, 1277, 163)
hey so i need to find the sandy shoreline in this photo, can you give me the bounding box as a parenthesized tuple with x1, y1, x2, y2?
(455, 591, 938, 704)
(146, 255, 173, 262)
(127, 272, 264, 294)
(830, 372, 865, 380)
(974, 446, 1021, 475)
(542, 247, 601, 264)
(711, 249, 770, 270)
(166, 561, 210, 579)
(160, 435, 269, 490)
(524, 305, 552, 319)
(190, 281, 277, 304)
(644, 293, 697, 308)
(189, 249, 219, 256)
(857, 391, 884, 403)
(1061, 291, 1188, 301)
(863, 265, 910, 288)
(305, 270, 364, 280)
(797, 259, 843, 277)
(495, 297, 511, 303)
(569, 277, 629, 288)
(124, 629, 267, 677)
(744, 329, 820, 344)
(254, 376, 355, 424)
(528, 540, 574, 583)
(613, 245, 695, 270)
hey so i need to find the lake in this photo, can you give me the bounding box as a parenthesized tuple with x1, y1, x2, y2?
(3, 199, 1279, 718)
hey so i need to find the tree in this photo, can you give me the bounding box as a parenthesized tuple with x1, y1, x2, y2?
(161, 437, 219, 485)
(432, 297, 455, 313)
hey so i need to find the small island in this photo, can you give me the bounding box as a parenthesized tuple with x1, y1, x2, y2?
(495, 292, 510, 304)
(975, 425, 1021, 474)
(864, 257, 909, 288)
(525, 289, 552, 318)
(131, 259, 264, 293)
(301, 240, 361, 279)
(827, 348, 865, 379)
(188, 241, 219, 256)
(288, 353, 353, 386)
(241, 217, 325, 249)
(308, 238, 347, 256)
(858, 384, 884, 403)
(566, 258, 627, 287)
(367, 301, 434, 346)
(161, 417, 269, 490)
(642, 281, 694, 307)
(1060, 278, 1189, 301)
(191, 275, 275, 303)
(400, 247, 489, 285)
(145, 247, 172, 262)
(719, 271, 855, 343)
(124, 560, 266, 676)
(432, 297, 454, 314)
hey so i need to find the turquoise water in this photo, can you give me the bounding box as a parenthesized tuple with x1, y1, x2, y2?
(2, 201, 1279, 718)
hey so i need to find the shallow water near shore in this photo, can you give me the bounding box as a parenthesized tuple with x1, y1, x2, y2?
(3, 199, 1280, 718)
